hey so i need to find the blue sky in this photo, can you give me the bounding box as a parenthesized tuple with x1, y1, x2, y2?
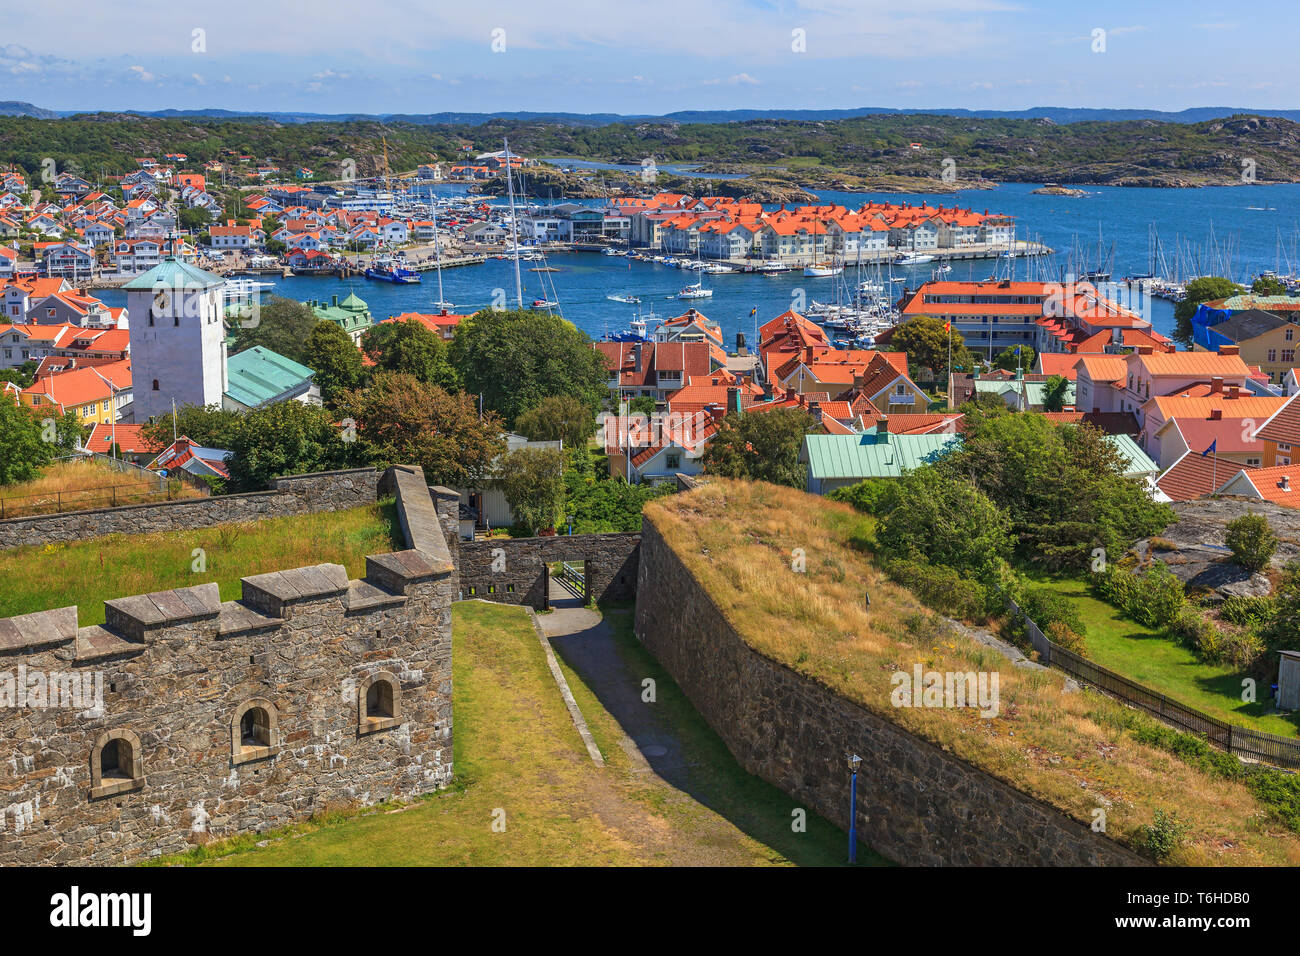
(4, 0, 1296, 115)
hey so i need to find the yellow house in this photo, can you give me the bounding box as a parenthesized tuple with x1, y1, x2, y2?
(1194, 309, 1300, 385)
(20, 363, 129, 426)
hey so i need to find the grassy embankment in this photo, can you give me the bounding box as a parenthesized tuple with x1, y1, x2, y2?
(1027, 575, 1300, 737)
(153, 601, 881, 866)
(644, 479, 1300, 865)
(0, 459, 203, 518)
(0, 501, 403, 625)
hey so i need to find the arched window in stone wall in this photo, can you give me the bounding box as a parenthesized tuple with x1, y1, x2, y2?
(231, 698, 281, 765)
(358, 671, 402, 733)
(89, 729, 146, 799)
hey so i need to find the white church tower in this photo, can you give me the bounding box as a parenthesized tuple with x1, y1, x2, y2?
(125, 258, 228, 423)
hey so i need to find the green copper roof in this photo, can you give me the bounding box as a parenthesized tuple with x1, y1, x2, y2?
(122, 257, 224, 291)
(313, 302, 373, 333)
(1022, 380, 1076, 407)
(224, 346, 315, 408)
(1104, 433, 1158, 477)
(800, 433, 960, 480)
(339, 292, 368, 311)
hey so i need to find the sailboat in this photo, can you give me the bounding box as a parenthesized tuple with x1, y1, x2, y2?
(428, 212, 454, 310)
(677, 246, 713, 298)
(1080, 222, 1113, 282)
(803, 218, 842, 275)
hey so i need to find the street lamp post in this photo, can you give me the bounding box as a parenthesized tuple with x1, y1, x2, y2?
(567, 514, 574, 536)
(846, 753, 862, 864)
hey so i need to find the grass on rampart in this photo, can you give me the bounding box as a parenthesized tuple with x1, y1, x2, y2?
(643, 479, 1300, 866)
(0, 459, 203, 518)
(0, 501, 403, 625)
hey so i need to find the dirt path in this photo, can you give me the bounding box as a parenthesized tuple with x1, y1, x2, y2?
(538, 580, 695, 784)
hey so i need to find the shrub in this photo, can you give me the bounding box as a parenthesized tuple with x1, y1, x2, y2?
(1225, 512, 1278, 572)
(827, 477, 896, 516)
(1019, 585, 1088, 639)
(884, 558, 992, 621)
(1098, 562, 1185, 629)
(1045, 619, 1086, 653)
(1216, 629, 1266, 669)
(1218, 595, 1276, 629)
(1138, 810, 1192, 861)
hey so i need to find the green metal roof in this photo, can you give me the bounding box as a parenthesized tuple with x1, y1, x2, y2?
(224, 346, 315, 409)
(122, 257, 224, 291)
(1022, 380, 1076, 407)
(312, 301, 373, 333)
(800, 433, 960, 480)
(1104, 433, 1158, 477)
(339, 292, 368, 311)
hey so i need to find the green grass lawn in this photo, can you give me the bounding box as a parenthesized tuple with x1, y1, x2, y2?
(0, 501, 403, 626)
(1035, 576, 1300, 737)
(160, 601, 884, 866)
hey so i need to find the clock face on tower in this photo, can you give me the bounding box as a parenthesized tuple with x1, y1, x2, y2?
(152, 289, 170, 318)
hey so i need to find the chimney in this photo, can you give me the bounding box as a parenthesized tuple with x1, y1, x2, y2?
(1220, 344, 1240, 357)
(1211, 377, 1224, 394)
(1210, 409, 1223, 421)
(331, 294, 338, 307)
(633, 342, 643, 374)
(1228, 384, 1240, 399)
(1281, 476, 1292, 492)
(852, 372, 865, 390)
(1136, 345, 1153, 355)
(876, 418, 890, 443)
(805, 345, 815, 363)
(727, 386, 742, 416)
(1111, 327, 1122, 346)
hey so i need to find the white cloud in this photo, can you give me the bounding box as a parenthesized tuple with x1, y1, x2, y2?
(704, 73, 760, 86)
(128, 65, 155, 82)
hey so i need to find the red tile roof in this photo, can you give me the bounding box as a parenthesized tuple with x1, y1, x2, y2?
(1255, 392, 1300, 447)
(1156, 452, 1251, 502)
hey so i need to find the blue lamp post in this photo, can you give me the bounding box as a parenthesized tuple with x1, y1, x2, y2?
(846, 752, 862, 863)
(567, 514, 574, 535)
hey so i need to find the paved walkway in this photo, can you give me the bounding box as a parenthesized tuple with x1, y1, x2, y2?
(536, 579, 694, 785)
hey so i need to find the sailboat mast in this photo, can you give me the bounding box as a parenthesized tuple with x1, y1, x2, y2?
(504, 138, 524, 309)
(433, 211, 445, 306)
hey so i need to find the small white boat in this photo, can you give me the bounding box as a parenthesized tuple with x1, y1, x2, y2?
(677, 282, 713, 300)
(896, 254, 935, 266)
(606, 293, 642, 304)
(803, 263, 843, 277)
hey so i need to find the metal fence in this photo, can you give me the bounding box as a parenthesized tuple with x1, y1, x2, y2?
(1008, 598, 1300, 769)
(559, 561, 586, 597)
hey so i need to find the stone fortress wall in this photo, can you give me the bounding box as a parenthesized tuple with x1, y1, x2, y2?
(633, 516, 1146, 867)
(0, 465, 454, 865)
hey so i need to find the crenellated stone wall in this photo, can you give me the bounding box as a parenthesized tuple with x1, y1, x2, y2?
(0, 468, 382, 551)
(633, 516, 1145, 867)
(0, 466, 454, 865)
